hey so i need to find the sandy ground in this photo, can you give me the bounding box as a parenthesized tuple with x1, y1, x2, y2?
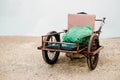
(0, 36, 120, 80)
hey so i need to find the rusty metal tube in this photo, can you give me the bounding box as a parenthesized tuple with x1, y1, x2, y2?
(93, 46, 104, 55)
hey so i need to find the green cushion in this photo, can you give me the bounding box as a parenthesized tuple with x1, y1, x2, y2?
(46, 44, 77, 51)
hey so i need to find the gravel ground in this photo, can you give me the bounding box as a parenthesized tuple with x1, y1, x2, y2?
(0, 36, 120, 80)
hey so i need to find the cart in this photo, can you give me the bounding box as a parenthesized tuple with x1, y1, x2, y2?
(37, 13, 106, 70)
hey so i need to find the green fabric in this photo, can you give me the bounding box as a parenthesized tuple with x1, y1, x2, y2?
(62, 25, 92, 45)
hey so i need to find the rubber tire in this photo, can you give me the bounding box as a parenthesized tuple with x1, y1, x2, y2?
(42, 31, 60, 64)
(87, 34, 99, 70)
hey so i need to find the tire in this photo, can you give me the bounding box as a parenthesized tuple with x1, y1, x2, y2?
(87, 34, 99, 70)
(42, 31, 60, 64)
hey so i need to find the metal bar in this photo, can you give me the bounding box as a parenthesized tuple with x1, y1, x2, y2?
(44, 41, 77, 45)
(41, 36, 44, 48)
(38, 46, 87, 54)
(58, 43, 61, 49)
(84, 46, 104, 55)
(41, 48, 78, 53)
(78, 47, 87, 53)
(37, 46, 43, 49)
(96, 17, 106, 23)
(93, 46, 104, 55)
(42, 32, 64, 37)
(95, 19, 103, 21)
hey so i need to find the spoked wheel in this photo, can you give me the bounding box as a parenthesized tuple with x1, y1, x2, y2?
(87, 34, 99, 70)
(42, 31, 60, 64)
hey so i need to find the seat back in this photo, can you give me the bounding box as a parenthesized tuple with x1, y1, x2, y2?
(68, 14, 96, 31)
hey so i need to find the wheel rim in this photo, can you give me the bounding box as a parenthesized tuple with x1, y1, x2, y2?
(47, 36, 57, 60)
(42, 31, 60, 64)
(90, 54, 99, 68)
(90, 38, 99, 51)
(87, 35, 99, 70)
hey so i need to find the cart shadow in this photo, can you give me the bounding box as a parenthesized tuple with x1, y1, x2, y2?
(52, 55, 89, 72)
(58, 56, 86, 66)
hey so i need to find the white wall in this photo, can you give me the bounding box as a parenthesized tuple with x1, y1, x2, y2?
(0, 0, 120, 38)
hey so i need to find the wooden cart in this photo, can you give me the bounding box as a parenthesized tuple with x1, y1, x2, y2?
(37, 13, 106, 70)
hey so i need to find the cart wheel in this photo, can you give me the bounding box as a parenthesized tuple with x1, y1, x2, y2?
(87, 34, 99, 70)
(42, 31, 60, 64)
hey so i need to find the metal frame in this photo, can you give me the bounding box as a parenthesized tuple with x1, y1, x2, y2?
(38, 18, 106, 56)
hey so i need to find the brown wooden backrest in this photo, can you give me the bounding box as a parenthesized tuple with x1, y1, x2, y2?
(68, 14, 96, 31)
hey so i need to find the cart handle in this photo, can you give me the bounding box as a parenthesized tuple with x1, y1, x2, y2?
(96, 17, 106, 23)
(95, 17, 106, 36)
